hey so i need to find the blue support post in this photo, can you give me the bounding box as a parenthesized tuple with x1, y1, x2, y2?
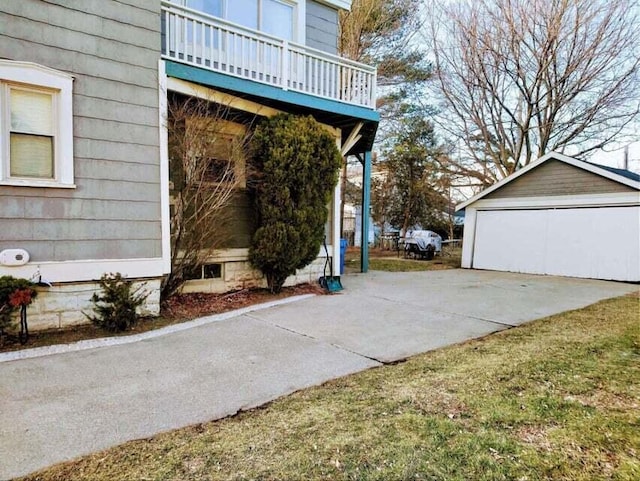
(361, 150, 372, 273)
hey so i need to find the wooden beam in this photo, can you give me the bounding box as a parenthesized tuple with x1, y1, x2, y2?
(166, 77, 283, 117)
(166, 77, 340, 135)
(341, 121, 364, 156)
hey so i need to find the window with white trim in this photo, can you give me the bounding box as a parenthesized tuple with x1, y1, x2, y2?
(0, 60, 74, 188)
(183, 0, 296, 40)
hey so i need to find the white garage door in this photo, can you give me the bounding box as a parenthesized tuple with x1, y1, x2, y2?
(473, 206, 640, 281)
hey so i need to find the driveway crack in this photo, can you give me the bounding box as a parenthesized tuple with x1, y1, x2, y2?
(244, 313, 384, 365)
(368, 294, 518, 328)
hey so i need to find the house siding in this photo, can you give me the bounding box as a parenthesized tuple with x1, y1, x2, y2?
(306, 0, 339, 54)
(485, 160, 635, 199)
(0, 0, 162, 263)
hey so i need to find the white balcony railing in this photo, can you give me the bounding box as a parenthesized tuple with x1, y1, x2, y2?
(161, 1, 377, 109)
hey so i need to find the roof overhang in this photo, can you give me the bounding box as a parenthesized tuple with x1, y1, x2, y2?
(165, 60, 379, 154)
(456, 152, 640, 211)
(317, 0, 352, 11)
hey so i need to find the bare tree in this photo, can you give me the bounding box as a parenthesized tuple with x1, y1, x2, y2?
(426, 0, 640, 186)
(162, 97, 254, 299)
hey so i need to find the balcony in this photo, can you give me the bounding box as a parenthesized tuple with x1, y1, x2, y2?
(161, 1, 377, 110)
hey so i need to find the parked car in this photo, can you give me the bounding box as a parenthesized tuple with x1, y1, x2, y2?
(402, 230, 442, 260)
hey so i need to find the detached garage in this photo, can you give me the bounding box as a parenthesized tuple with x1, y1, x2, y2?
(457, 153, 640, 282)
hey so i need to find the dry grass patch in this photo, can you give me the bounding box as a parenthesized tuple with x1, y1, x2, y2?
(21, 294, 640, 481)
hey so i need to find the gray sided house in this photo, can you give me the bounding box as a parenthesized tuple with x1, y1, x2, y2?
(0, 1, 164, 329)
(0, 0, 378, 329)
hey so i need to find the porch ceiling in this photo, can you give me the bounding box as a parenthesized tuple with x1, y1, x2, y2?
(165, 61, 379, 155)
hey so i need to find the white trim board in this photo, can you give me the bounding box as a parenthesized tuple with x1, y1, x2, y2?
(0, 258, 165, 283)
(457, 152, 640, 211)
(333, 132, 342, 276)
(341, 122, 363, 156)
(159, 60, 172, 274)
(471, 192, 640, 210)
(316, 0, 351, 10)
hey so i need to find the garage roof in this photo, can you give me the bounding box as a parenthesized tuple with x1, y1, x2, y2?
(456, 152, 640, 211)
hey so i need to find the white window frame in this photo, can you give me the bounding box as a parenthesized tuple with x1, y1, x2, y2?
(259, 0, 297, 41)
(0, 60, 74, 188)
(180, 0, 303, 43)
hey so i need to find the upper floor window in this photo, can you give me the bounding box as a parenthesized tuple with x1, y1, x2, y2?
(183, 0, 295, 40)
(0, 60, 74, 188)
(186, 0, 222, 17)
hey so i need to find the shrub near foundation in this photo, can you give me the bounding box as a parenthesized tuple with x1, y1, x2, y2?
(249, 114, 342, 293)
(85, 273, 148, 332)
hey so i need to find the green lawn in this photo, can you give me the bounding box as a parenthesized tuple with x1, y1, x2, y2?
(22, 294, 639, 481)
(346, 247, 462, 272)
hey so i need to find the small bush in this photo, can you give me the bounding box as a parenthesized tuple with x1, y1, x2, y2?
(85, 273, 148, 332)
(0, 276, 38, 334)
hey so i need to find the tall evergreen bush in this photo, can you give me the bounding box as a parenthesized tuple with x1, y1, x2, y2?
(249, 114, 342, 292)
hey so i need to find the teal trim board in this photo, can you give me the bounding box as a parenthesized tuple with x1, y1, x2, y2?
(361, 150, 371, 273)
(165, 61, 380, 123)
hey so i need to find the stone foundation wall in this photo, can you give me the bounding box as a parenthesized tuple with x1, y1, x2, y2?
(20, 254, 329, 331)
(23, 278, 161, 331)
(181, 256, 328, 294)
(283, 257, 327, 287)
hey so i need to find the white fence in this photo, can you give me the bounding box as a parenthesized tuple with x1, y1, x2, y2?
(161, 1, 377, 109)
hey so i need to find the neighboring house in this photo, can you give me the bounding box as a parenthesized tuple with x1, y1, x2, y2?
(456, 152, 640, 282)
(0, 0, 378, 330)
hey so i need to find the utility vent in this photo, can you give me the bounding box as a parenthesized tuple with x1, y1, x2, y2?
(0, 249, 30, 266)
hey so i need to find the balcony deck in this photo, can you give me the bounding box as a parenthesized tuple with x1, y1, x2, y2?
(161, 1, 377, 110)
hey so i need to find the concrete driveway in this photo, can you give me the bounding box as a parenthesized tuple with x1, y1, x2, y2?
(0, 269, 636, 479)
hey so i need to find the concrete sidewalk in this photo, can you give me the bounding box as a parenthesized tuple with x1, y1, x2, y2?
(1, 269, 636, 479)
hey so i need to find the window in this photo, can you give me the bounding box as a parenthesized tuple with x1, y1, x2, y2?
(183, 263, 223, 280)
(183, 0, 296, 41)
(203, 157, 235, 184)
(185, 117, 247, 188)
(186, 0, 222, 17)
(262, 0, 293, 40)
(9, 87, 55, 179)
(203, 263, 222, 278)
(227, 0, 258, 30)
(0, 60, 74, 188)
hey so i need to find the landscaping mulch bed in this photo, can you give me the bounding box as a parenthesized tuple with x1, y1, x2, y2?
(0, 283, 325, 353)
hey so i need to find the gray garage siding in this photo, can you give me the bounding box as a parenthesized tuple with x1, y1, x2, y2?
(0, 0, 162, 263)
(485, 160, 634, 199)
(306, 0, 339, 54)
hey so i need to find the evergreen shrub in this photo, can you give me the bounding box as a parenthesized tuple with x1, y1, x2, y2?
(85, 273, 148, 332)
(248, 114, 342, 292)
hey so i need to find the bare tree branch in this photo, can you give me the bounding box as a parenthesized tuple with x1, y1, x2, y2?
(425, 0, 640, 185)
(162, 96, 255, 299)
